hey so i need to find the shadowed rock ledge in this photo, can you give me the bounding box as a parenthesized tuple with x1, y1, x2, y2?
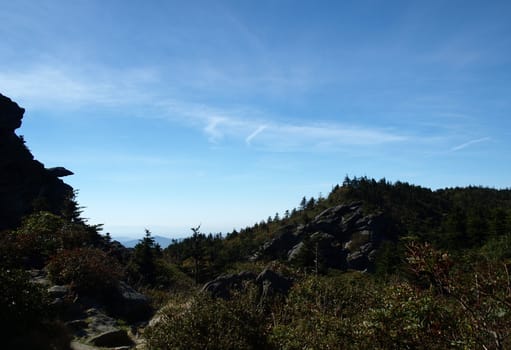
(0, 93, 75, 230)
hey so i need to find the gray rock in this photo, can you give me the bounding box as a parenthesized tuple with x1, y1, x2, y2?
(347, 251, 369, 270)
(255, 226, 301, 260)
(70, 341, 99, 350)
(254, 200, 389, 272)
(256, 268, 293, 298)
(367, 249, 378, 262)
(85, 308, 119, 334)
(202, 271, 257, 299)
(111, 282, 152, 322)
(48, 285, 69, 298)
(89, 329, 133, 348)
(287, 241, 305, 261)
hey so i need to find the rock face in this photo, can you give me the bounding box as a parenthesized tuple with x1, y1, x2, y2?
(89, 329, 134, 348)
(109, 281, 153, 322)
(0, 93, 75, 230)
(253, 202, 391, 272)
(202, 268, 292, 302)
(201, 271, 257, 299)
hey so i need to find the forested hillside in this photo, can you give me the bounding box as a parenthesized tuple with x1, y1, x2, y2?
(164, 177, 511, 283)
(149, 178, 511, 349)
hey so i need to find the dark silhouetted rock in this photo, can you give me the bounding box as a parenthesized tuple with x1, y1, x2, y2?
(0, 94, 24, 131)
(89, 329, 133, 347)
(0, 93, 75, 230)
(47, 166, 74, 177)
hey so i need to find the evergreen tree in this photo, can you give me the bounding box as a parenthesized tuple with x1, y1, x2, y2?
(131, 229, 161, 285)
(300, 196, 307, 210)
(190, 225, 205, 284)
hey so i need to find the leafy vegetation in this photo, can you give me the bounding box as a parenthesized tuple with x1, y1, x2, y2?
(145, 177, 511, 349)
(3, 176, 511, 349)
(47, 247, 123, 296)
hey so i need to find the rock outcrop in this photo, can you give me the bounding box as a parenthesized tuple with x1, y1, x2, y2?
(0, 93, 75, 230)
(201, 271, 257, 299)
(201, 268, 293, 302)
(252, 202, 391, 271)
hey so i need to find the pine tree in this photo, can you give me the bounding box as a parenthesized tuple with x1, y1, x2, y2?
(300, 196, 307, 210)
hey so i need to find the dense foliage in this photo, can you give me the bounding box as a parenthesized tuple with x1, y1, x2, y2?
(163, 177, 511, 281)
(47, 247, 123, 296)
(148, 240, 511, 349)
(3, 176, 511, 349)
(145, 177, 511, 349)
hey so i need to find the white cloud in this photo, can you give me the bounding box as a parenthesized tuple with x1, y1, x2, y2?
(1, 63, 408, 152)
(0, 65, 157, 109)
(451, 137, 491, 152)
(204, 116, 229, 142)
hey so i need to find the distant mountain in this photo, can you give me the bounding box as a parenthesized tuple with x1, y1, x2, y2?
(118, 235, 175, 248)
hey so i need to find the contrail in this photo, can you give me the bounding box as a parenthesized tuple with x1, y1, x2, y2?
(245, 125, 267, 145)
(451, 137, 490, 151)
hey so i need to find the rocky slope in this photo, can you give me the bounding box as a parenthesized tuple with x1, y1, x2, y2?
(0, 93, 74, 230)
(252, 202, 392, 271)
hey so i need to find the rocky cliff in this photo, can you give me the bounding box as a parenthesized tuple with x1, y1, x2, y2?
(252, 202, 392, 271)
(0, 93, 75, 230)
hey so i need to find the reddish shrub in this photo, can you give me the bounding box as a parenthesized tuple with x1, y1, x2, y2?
(47, 248, 123, 296)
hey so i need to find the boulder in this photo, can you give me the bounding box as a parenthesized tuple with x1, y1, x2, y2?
(253, 225, 301, 260)
(202, 271, 257, 299)
(202, 268, 293, 306)
(110, 282, 152, 322)
(89, 329, 133, 348)
(254, 201, 391, 272)
(346, 251, 369, 270)
(287, 241, 305, 261)
(256, 268, 293, 298)
(48, 285, 70, 298)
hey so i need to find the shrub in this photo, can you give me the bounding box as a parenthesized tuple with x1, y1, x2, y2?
(14, 211, 99, 268)
(270, 273, 375, 349)
(47, 247, 123, 296)
(0, 268, 71, 349)
(14, 212, 66, 267)
(0, 268, 47, 333)
(145, 285, 271, 350)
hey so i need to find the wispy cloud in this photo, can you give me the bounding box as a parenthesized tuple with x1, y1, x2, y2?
(451, 137, 491, 152)
(0, 65, 157, 109)
(1, 64, 408, 152)
(204, 116, 229, 143)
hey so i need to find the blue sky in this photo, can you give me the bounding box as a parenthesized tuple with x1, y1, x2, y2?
(1, 0, 510, 238)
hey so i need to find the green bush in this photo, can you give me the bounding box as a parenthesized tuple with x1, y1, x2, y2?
(0, 268, 71, 349)
(13, 211, 98, 268)
(0, 268, 47, 333)
(145, 285, 271, 350)
(47, 247, 123, 296)
(270, 273, 375, 349)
